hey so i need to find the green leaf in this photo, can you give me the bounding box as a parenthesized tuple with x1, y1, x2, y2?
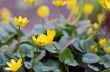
(59, 48, 75, 66)
(0, 52, 8, 65)
(24, 61, 32, 69)
(82, 53, 101, 64)
(45, 44, 57, 53)
(33, 61, 51, 72)
(32, 24, 46, 35)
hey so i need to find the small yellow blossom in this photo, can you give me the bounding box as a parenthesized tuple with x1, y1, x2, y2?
(87, 27, 94, 35)
(5, 59, 22, 72)
(52, 0, 67, 7)
(93, 23, 99, 30)
(24, 0, 37, 4)
(83, 4, 93, 14)
(99, 38, 106, 47)
(97, 13, 104, 23)
(67, 0, 77, 9)
(14, 16, 29, 27)
(104, 47, 110, 53)
(37, 5, 50, 18)
(99, 0, 110, 11)
(0, 8, 12, 23)
(32, 29, 56, 46)
(90, 45, 98, 53)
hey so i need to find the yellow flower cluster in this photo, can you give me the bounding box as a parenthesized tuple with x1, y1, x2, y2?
(99, 0, 110, 11)
(99, 38, 106, 47)
(52, 0, 67, 7)
(5, 59, 22, 72)
(83, 4, 93, 14)
(14, 16, 29, 27)
(32, 29, 56, 46)
(37, 5, 50, 18)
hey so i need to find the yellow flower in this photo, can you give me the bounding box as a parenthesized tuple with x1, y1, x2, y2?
(67, 0, 77, 9)
(83, 4, 93, 14)
(0, 8, 12, 23)
(87, 27, 93, 35)
(104, 47, 110, 53)
(52, 0, 67, 7)
(71, 6, 79, 15)
(24, 0, 37, 4)
(5, 59, 22, 72)
(90, 45, 98, 53)
(37, 5, 50, 18)
(14, 16, 29, 27)
(99, 38, 106, 47)
(97, 13, 104, 23)
(32, 29, 56, 46)
(93, 23, 99, 30)
(99, 0, 110, 11)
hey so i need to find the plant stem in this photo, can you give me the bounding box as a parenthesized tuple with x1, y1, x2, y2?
(72, 0, 84, 25)
(56, 7, 61, 20)
(52, 43, 69, 72)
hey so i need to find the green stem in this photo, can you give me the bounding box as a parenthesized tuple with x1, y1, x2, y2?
(56, 7, 61, 20)
(52, 43, 69, 72)
(71, 0, 84, 25)
(101, 68, 110, 72)
(30, 48, 39, 72)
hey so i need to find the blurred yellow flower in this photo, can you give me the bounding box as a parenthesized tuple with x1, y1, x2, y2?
(32, 29, 56, 46)
(14, 16, 29, 27)
(24, 0, 37, 4)
(104, 47, 110, 53)
(67, 0, 77, 9)
(87, 27, 93, 35)
(5, 59, 22, 72)
(83, 4, 93, 14)
(90, 45, 98, 53)
(0, 8, 12, 23)
(99, 0, 110, 11)
(72, 6, 79, 15)
(93, 23, 99, 30)
(97, 13, 104, 23)
(37, 5, 50, 18)
(52, 0, 67, 7)
(99, 38, 106, 47)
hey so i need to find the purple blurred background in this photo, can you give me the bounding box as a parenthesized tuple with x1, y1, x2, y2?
(0, 0, 69, 32)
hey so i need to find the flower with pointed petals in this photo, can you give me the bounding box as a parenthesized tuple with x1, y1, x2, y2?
(52, 0, 67, 7)
(14, 16, 29, 27)
(5, 59, 22, 72)
(32, 29, 56, 46)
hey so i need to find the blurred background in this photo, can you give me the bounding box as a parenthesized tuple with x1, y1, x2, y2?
(0, 0, 102, 32)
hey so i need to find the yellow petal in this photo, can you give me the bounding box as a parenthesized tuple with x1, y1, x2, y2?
(11, 59, 16, 64)
(6, 62, 12, 67)
(17, 59, 22, 64)
(5, 67, 11, 70)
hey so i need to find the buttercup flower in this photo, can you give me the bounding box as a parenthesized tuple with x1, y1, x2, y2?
(99, 38, 106, 47)
(14, 16, 29, 27)
(0, 8, 12, 23)
(87, 27, 93, 35)
(5, 59, 22, 72)
(93, 23, 99, 30)
(99, 0, 110, 11)
(52, 0, 67, 7)
(104, 47, 110, 53)
(67, 0, 77, 9)
(83, 4, 93, 14)
(37, 5, 50, 18)
(32, 29, 56, 46)
(97, 13, 104, 23)
(71, 6, 79, 15)
(24, 0, 37, 4)
(90, 45, 98, 53)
